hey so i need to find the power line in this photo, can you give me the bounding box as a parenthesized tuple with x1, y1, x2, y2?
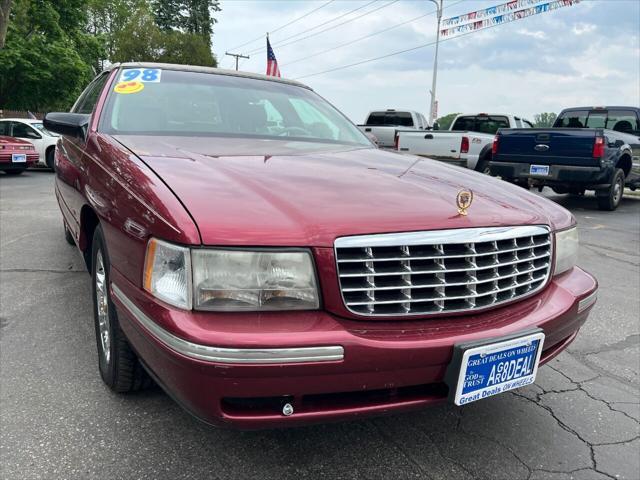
(224, 0, 336, 53)
(244, 0, 387, 56)
(293, 20, 509, 81)
(282, 0, 465, 67)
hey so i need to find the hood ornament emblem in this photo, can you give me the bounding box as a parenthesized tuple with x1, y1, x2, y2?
(456, 189, 474, 216)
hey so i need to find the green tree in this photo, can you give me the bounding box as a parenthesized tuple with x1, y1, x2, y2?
(0, 0, 97, 110)
(0, 0, 13, 48)
(533, 112, 558, 128)
(435, 112, 461, 130)
(152, 0, 220, 48)
(112, 2, 216, 66)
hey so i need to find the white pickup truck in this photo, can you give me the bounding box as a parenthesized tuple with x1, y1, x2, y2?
(395, 113, 533, 172)
(358, 110, 429, 148)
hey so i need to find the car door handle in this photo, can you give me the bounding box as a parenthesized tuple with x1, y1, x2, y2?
(424, 134, 433, 139)
(365, 128, 371, 132)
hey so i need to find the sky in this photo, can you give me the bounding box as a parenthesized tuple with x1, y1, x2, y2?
(213, 0, 640, 123)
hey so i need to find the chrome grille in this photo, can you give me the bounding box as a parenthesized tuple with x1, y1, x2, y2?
(335, 226, 552, 316)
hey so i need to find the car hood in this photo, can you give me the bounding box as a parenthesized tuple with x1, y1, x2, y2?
(114, 135, 573, 247)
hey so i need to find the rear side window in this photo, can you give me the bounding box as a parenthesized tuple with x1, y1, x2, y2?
(605, 110, 639, 134)
(0, 121, 9, 135)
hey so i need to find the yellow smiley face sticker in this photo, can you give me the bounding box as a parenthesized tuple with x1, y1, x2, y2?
(114, 81, 145, 94)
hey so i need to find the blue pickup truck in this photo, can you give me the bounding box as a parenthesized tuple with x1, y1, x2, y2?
(490, 106, 640, 211)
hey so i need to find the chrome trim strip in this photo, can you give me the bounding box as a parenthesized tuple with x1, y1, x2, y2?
(577, 290, 597, 313)
(111, 284, 344, 364)
(334, 225, 550, 249)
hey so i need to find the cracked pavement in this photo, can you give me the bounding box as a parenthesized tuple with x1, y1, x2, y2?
(1, 172, 638, 480)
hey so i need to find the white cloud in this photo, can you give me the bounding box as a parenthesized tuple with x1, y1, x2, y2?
(214, 0, 640, 122)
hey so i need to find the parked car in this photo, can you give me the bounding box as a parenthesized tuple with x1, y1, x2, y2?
(357, 109, 428, 148)
(0, 135, 39, 174)
(490, 106, 640, 211)
(396, 113, 533, 172)
(44, 63, 597, 429)
(0, 118, 58, 170)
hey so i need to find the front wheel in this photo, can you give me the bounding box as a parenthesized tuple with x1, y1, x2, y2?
(91, 225, 151, 392)
(597, 168, 624, 211)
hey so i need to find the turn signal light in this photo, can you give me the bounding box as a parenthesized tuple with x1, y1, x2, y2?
(593, 136, 605, 158)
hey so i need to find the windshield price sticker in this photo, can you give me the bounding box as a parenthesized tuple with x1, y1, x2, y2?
(119, 68, 162, 83)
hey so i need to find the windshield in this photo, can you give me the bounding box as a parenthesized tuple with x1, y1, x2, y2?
(32, 122, 58, 137)
(101, 69, 370, 147)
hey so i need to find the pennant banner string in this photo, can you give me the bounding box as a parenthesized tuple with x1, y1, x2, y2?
(441, 0, 580, 38)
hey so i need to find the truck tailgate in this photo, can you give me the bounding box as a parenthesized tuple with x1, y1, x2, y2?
(397, 131, 462, 159)
(495, 128, 600, 167)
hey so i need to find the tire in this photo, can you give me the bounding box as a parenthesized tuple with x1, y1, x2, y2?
(46, 148, 55, 171)
(4, 169, 24, 175)
(597, 168, 624, 211)
(91, 225, 151, 392)
(64, 224, 75, 246)
(474, 157, 491, 175)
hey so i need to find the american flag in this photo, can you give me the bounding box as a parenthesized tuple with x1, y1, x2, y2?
(266, 37, 281, 77)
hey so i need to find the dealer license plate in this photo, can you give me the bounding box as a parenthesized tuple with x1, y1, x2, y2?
(12, 153, 26, 163)
(448, 331, 545, 406)
(529, 164, 549, 176)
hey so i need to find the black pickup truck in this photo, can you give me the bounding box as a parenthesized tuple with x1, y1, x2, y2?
(490, 106, 640, 211)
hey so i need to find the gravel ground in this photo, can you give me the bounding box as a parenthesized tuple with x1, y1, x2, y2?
(1, 170, 638, 480)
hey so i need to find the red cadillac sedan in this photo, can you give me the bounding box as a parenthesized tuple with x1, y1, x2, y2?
(44, 63, 597, 429)
(0, 135, 39, 174)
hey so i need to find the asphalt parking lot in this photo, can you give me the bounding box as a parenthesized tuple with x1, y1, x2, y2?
(1, 170, 638, 480)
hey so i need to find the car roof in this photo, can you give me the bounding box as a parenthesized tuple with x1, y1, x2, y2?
(108, 62, 312, 90)
(560, 106, 640, 112)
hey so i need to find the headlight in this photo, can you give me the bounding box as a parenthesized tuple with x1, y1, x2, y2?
(192, 249, 319, 311)
(554, 227, 578, 275)
(143, 238, 192, 309)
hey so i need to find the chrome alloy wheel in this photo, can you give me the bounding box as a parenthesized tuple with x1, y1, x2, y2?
(613, 177, 622, 205)
(95, 250, 111, 364)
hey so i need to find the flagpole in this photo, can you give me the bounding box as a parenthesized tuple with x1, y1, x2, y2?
(428, 0, 443, 125)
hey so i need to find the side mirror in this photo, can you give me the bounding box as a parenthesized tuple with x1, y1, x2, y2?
(433, 122, 440, 131)
(43, 113, 90, 140)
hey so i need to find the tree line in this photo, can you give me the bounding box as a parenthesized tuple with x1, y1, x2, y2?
(0, 0, 220, 111)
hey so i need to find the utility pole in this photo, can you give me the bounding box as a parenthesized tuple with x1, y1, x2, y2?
(225, 52, 250, 71)
(427, 0, 443, 124)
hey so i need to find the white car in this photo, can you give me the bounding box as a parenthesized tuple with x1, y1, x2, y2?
(395, 113, 533, 172)
(0, 118, 58, 169)
(357, 110, 429, 148)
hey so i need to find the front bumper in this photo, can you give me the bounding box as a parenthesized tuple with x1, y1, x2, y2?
(489, 161, 610, 187)
(110, 266, 597, 429)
